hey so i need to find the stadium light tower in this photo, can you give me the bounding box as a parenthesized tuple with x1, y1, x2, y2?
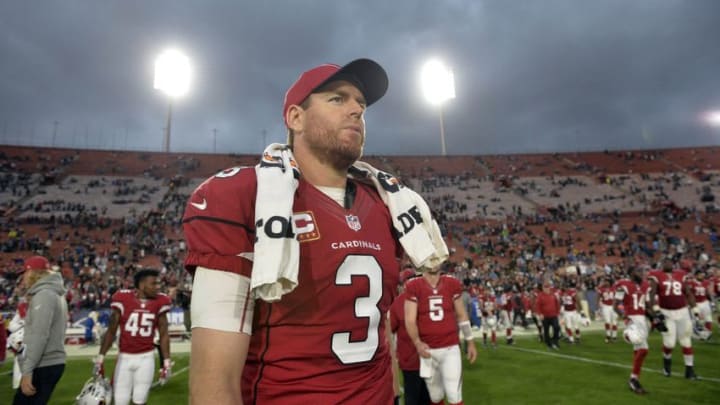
(421, 59, 455, 156)
(154, 49, 191, 152)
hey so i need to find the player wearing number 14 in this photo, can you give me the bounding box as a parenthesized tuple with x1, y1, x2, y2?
(94, 269, 172, 405)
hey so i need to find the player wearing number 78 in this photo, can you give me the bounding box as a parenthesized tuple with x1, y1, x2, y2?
(94, 269, 172, 405)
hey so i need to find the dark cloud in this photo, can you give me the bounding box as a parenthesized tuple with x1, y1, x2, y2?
(1, 0, 719, 155)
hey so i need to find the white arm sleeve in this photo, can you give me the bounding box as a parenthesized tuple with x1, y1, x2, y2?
(191, 267, 254, 334)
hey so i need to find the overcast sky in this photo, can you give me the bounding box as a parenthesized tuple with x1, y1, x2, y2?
(1, 0, 720, 156)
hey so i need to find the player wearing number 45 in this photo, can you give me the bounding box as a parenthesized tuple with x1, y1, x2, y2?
(94, 269, 172, 405)
(404, 266, 478, 405)
(183, 58, 447, 404)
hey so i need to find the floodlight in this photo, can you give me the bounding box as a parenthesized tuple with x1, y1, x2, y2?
(421, 59, 456, 155)
(421, 60, 455, 105)
(704, 111, 720, 127)
(154, 48, 192, 152)
(154, 49, 192, 98)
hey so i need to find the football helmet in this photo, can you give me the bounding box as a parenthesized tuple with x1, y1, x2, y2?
(7, 328, 24, 354)
(76, 375, 112, 405)
(693, 321, 712, 341)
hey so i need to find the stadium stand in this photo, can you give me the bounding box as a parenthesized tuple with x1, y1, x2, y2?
(1, 145, 718, 346)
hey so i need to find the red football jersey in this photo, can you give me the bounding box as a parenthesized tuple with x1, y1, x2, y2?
(481, 292, 497, 316)
(597, 286, 615, 306)
(690, 279, 709, 303)
(712, 276, 720, 297)
(183, 168, 402, 405)
(405, 275, 463, 349)
(648, 269, 688, 310)
(111, 290, 171, 354)
(614, 280, 648, 316)
(501, 292, 514, 311)
(560, 288, 578, 311)
(389, 292, 420, 371)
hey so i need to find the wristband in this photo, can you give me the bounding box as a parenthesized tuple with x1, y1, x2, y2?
(459, 320, 473, 341)
(652, 305, 660, 312)
(96, 354, 105, 363)
(163, 358, 172, 368)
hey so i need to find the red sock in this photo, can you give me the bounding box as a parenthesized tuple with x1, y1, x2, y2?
(632, 348, 648, 377)
(449, 402, 464, 405)
(605, 323, 610, 332)
(612, 325, 617, 331)
(662, 346, 672, 358)
(566, 328, 573, 337)
(705, 322, 712, 331)
(682, 346, 693, 355)
(575, 329, 580, 338)
(431, 401, 444, 405)
(506, 328, 512, 337)
(491, 332, 496, 344)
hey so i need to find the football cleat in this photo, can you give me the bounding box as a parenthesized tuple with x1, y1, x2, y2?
(663, 358, 672, 377)
(685, 366, 698, 380)
(628, 378, 647, 394)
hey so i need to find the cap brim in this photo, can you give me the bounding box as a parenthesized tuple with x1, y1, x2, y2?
(321, 58, 388, 107)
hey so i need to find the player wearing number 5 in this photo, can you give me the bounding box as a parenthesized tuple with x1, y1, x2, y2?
(404, 268, 477, 405)
(183, 58, 447, 404)
(648, 257, 698, 379)
(95, 269, 172, 405)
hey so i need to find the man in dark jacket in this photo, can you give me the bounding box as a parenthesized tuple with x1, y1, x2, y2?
(535, 280, 561, 350)
(13, 255, 67, 405)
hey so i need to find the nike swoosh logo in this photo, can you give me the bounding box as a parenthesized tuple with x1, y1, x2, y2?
(191, 198, 207, 210)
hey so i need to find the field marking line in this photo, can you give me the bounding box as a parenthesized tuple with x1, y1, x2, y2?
(151, 365, 189, 388)
(504, 345, 720, 384)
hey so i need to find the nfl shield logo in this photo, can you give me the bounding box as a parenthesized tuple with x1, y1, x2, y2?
(345, 215, 362, 232)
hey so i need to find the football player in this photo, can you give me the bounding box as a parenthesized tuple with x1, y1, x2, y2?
(560, 281, 582, 343)
(689, 270, 713, 337)
(480, 289, 498, 348)
(596, 277, 618, 343)
(7, 300, 28, 390)
(389, 268, 430, 405)
(183, 59, 445, 404)
(94, 269, 172, 405)
(405, 268, 477, 405)
(648, 257, 698, 379)
(499, 287, 515, 345)
(614, 265, 650, 394)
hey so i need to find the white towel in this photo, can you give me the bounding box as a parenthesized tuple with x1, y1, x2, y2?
(251, 143, 300, 302)
(350, 161, 449, 270)
(419, 355, 434, 378)
(252, 146, 448, 302)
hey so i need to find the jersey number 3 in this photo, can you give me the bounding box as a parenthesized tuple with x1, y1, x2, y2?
(332, 255, 382, 365)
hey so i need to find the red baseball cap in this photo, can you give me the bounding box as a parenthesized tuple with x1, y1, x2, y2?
(20, 255, 50, 275)
(283, 58, 389, 126)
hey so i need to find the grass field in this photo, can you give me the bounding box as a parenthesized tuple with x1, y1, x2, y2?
(2, 331, 719, 404)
